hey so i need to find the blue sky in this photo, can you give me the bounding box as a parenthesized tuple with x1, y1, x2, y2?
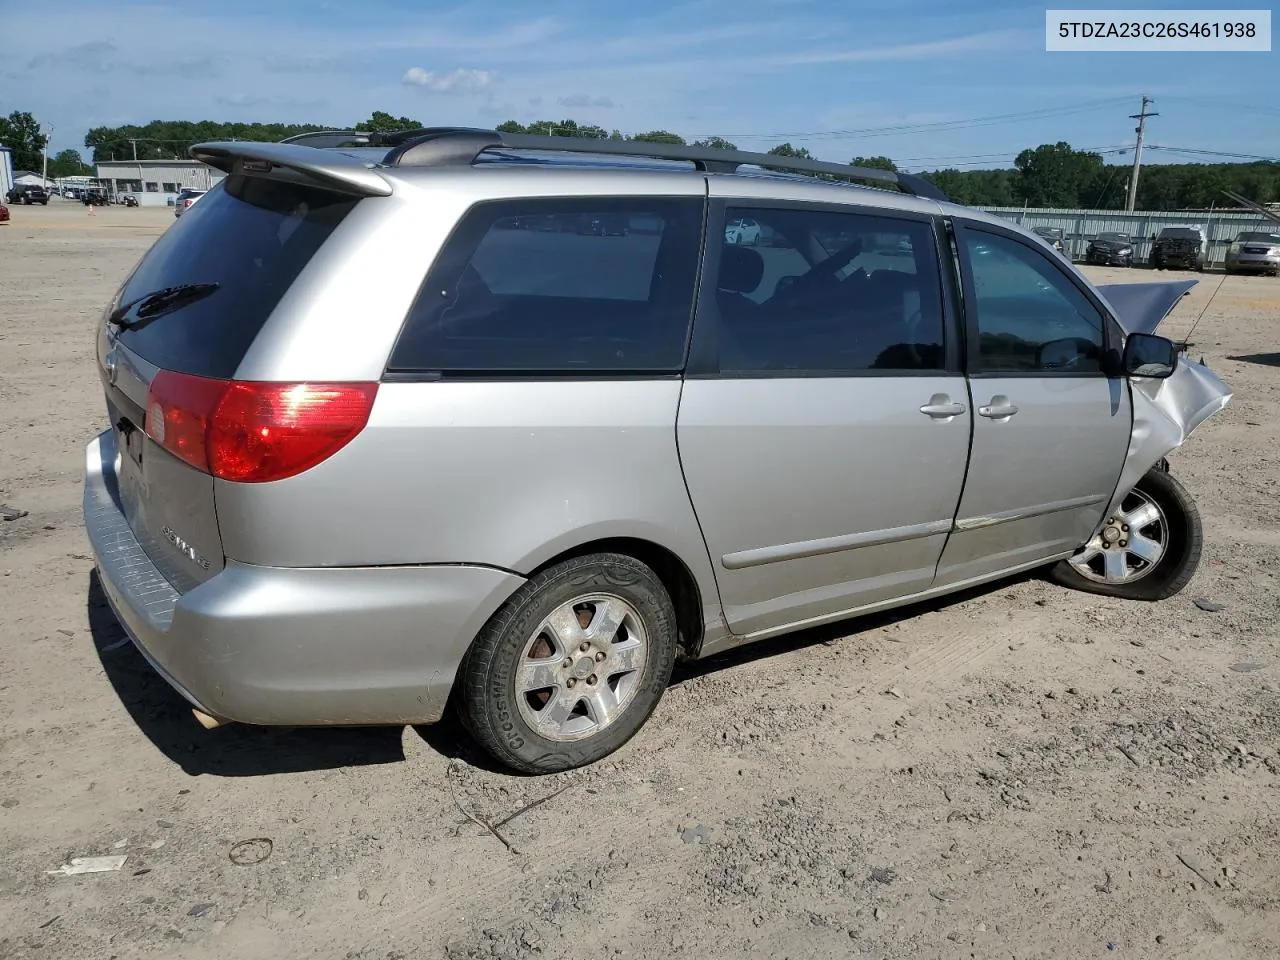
(4, 0, 1277, 170)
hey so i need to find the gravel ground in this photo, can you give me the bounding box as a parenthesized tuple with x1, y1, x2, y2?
(1, 201, 1277, 960)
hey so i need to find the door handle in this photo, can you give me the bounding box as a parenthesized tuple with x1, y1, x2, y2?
(978, 395, 1019, 419)
(919, 394, 966, 420)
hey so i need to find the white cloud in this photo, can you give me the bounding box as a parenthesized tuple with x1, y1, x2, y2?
(402, 66, 495, 94)
(558, 93, 615, 109)
(767, 29, 1034, 66)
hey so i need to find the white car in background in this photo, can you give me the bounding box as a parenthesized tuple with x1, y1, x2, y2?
(174, 188, 207, 218)
(724, 216, 761, 245)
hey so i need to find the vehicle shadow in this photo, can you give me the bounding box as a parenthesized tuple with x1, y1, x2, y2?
(417, 570, 1039, 774)
(1226, 353, 1280, 368)
(668, 571, 1035, 685)
(91, 566, 1036, 778)
(88, 571, 407, 777)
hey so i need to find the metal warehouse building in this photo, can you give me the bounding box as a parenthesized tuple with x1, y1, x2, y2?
(94, 159, 226, 207)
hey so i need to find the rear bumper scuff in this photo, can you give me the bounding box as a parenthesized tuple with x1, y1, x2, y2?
(84, 430, 526, 726)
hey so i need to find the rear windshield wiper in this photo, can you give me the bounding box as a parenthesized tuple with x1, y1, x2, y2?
(109, 283, 220, 330)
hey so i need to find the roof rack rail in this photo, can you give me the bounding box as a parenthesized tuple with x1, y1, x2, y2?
(371, 127, 948, 201)
(279, 130, 371, 148)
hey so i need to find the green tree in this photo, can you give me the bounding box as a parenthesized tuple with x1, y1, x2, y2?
(693, 135, 738, 151)
(850, 155, 897, 171)
(0, 111, 49, 171)
(495, 120, 525, 134)
(1014, 142, 1105, 207)
(766, 142, 812, 159)
(355, 111, 422, 133)
(84, 120, 332, 162)
(633, 130, 686, 145)
(48, 148, 90, 178)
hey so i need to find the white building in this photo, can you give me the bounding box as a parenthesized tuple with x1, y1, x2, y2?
(95, 159, 226, 207)
(0, 146, 14, 200)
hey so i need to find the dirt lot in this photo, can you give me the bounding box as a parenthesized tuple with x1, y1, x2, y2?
(1, 200, 1277, 960)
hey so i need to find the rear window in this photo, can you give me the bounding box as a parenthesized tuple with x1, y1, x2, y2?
(1159, 228, 1200, 240)
(113, 174, 357, 379)
(388, 197, 703, 375)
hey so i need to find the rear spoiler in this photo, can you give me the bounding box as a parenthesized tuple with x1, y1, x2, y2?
(188, 141, 392, 197)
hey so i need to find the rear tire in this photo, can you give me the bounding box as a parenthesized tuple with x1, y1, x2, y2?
(1050, 468, 1202, 601)
(457, 553, 678, 774)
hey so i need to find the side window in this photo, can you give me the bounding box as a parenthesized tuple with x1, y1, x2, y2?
(714, 206, 945, 373)
(389, 197, 703, 374)
(961, 229, 1105, 374)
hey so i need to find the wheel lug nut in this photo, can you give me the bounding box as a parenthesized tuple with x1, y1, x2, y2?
(579, 642, 590, 653)
(562, 658, 573, 669)
(587, 675, 597, 685)
(567, 677, 577, 688)
(595, 651, 606, 662)
(1121, 525, 1129, 532)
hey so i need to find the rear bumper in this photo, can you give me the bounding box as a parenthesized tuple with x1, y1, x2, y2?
(84, 430, 525, 726)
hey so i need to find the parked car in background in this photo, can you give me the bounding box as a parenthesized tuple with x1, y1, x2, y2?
(1085, 231, 1135, 267)
(1224, 230, 1280, 276)
(1032, 226, 1067, 255)
(725, 216, 761, 245)
(118, 194, 139, 207)
(84, 129, 1231, 775)
(6, 184, 50, 205)
(174, 188, 207, 218)
(1150, 226, 1206, 271)
(82, 188, 110, 206)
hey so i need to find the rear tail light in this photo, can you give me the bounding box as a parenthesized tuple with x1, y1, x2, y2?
(145, 372, 377, 483)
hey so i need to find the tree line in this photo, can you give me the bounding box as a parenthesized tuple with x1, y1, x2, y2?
(4, 108, 1276, 210)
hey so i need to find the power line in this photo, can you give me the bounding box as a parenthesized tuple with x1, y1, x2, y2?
(1161, 96, 1280, 120)
(1148, 145, 1280, 163)
(695, 96, 1133, 142)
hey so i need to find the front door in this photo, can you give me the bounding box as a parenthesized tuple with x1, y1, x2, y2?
(677, 198, 971, 639)
(935, 220, 1132, 586)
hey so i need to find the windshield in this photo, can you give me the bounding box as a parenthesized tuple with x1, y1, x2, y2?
(1035, 228, 1063, 239)
(1097, 232, 1130, 242)
(1238, 231, 1280, 243)
(1159, 228, 1200, 240)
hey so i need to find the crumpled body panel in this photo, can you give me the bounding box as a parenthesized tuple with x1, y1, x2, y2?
(1095, 280, 1199, 335)
(1091, 279, 1233, 520)
(1104, 357, 1232, 519)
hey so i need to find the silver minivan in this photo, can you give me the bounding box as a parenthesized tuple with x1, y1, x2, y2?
(84, 129, 1231, 773)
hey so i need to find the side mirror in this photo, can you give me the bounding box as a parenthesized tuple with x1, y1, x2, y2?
(1123, 332, 1178, 379)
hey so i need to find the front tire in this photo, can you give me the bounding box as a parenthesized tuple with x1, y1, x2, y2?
(1051, 468, 1202, 601)
(457, 553, 678, 774)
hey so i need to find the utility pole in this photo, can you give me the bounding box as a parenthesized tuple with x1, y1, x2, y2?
(42, 125, 50, 186)
(1125, 96, 1157, 212)
(129, 138, 138, 161)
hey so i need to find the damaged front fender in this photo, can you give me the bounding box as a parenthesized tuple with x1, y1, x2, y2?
(1104, 357, 1232, 520)
(1091, 277, 1233, 520)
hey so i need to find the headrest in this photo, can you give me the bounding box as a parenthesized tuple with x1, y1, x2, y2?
(718, 245, 765, 294)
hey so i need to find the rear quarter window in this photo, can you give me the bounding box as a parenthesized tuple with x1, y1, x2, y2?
(113, 175, 357, 379)
(388, 197, 704, 375)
